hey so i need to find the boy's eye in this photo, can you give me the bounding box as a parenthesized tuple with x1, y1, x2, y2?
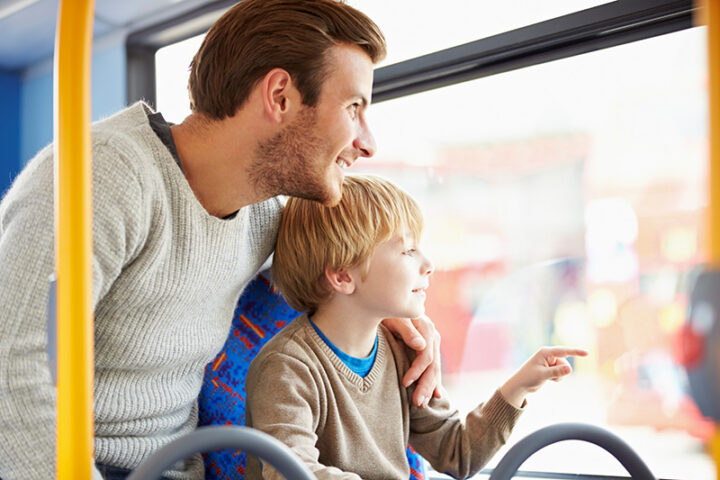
(403, 249, 416, 256)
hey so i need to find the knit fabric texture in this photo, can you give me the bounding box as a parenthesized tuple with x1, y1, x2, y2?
(0, 103, 282, 480)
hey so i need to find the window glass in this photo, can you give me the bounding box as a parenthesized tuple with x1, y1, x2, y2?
(354, 26, 712, 479)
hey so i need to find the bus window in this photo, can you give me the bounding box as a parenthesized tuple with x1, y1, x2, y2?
(156, 34, 205, 124)
(354, 25, 712, 479)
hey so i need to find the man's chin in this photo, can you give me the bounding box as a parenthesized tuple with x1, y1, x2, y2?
(321, 181, 343, 206)
(322, 195, 342, 207)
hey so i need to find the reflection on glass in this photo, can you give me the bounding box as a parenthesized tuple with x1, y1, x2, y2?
(355, 27, 713, 479)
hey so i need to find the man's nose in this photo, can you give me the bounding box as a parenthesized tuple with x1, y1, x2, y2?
(354, 122, 376, 158)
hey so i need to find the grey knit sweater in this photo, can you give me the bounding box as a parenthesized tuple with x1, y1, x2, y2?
(0, 103, 282, 479)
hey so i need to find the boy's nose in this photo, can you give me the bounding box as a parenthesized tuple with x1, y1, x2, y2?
(423, 255, 434, 276)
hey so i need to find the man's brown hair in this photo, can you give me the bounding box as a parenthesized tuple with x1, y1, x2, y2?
(272, 174, 423, 313)
(188, 0, 386, 119)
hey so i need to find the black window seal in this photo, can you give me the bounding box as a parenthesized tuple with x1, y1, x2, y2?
(373, 0, 695, 103)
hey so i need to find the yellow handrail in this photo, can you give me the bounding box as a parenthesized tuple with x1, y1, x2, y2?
(703, 0, 720, 478)
(53, 1, 95, 479)
(709, 0, 720, 267)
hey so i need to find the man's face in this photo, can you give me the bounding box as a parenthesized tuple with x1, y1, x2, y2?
(252, 44, 376, 205)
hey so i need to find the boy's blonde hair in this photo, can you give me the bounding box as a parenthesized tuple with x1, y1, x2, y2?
(272, 174, 423, 313)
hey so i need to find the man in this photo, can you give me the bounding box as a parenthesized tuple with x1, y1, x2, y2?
(0, 1, 441, 479)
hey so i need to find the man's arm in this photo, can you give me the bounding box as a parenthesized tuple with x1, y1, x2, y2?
(382, 315, 442, 407)
(0, 142, 147, 479)
(0, 148, 62, 479)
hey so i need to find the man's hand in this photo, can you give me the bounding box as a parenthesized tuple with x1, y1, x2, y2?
(500, 346, 589, 408)
(382, 315, 442, 407)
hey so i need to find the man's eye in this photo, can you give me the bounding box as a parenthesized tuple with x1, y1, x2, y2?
(349, 103, 359, 117)
(403, 249, 416, 256)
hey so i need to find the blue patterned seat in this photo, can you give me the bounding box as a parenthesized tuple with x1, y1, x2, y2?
(198, 272, 426, 480)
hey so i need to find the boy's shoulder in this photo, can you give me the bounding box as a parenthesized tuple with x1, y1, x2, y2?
(248, 314, 317, 372)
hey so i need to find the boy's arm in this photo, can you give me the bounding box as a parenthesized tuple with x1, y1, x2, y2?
(408, 388, 523, 478)
(246, 352, 362, 480)
(408, 346, 588, 478)
(0, 144, 148, 479)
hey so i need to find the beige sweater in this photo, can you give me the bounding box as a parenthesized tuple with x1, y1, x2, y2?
(245, 315, 523, 480)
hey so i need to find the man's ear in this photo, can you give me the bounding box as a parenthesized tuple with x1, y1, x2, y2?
(325, 267, 356, 295)
(260, 68, 298, 123)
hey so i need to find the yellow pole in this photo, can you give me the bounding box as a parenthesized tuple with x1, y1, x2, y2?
(709, 0, 720, 267)
(53, 1, 95, 479)
(705, 0, 720, 477)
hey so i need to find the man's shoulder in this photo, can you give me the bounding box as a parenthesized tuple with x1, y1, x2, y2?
(91, 102, 162, 158)
(92, 102, 153, 135)
(89, 103, 169, 186)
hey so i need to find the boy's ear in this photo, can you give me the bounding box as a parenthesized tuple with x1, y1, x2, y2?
(260, 68, 298, 123)
(324, 267, 356, 295)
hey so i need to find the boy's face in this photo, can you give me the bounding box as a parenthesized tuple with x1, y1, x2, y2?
(348, 231, 434, 320)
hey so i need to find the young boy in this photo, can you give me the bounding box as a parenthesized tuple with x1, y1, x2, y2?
(245, 174, 588, 480)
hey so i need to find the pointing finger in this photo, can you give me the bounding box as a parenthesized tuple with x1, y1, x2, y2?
(545, 347, 588, 358)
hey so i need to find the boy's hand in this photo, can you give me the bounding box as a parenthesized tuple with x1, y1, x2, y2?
(499, 346, 589, 409)
(382, 315, 442, 407)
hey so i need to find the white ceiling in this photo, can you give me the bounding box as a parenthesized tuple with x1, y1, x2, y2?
(0, 0, 217, 71)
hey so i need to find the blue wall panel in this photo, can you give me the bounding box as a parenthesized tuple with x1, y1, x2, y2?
(0, 70, 21, 197)
(91, 42, 127, 121)
(19, 36, 127, 170)
(19, 69, 53, 166)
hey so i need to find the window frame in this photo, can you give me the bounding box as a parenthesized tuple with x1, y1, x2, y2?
(125, 0, 695, 107)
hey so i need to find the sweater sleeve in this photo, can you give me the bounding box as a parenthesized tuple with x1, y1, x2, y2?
(0, 137, 149, 480)
(408, 389, 524, 479)
(246, 351, 361, 480)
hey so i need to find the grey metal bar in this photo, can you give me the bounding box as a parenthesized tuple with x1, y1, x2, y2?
(46, 274, 57, 385)
(487, 423, 656, 480)
(126, 426, 315, 480)
(126, 45, 157, 107)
